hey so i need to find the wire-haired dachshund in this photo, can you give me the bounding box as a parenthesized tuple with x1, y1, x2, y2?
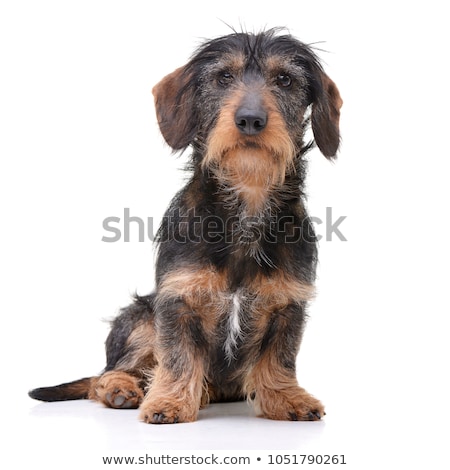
(29, 28, 342, 424)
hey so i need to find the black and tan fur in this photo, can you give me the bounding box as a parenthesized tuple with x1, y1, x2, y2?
(29, 28, 342, 424)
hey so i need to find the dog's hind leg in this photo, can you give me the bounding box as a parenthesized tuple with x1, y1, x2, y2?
(104, 294, 157, 374)
(29, 294, 157, 409)
(90, 294, 157, 409)
(29, 373, 144, 409)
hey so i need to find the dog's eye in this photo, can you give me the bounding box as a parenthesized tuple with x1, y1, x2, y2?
(218, 72, 234, 86)
(276, 73, 292, 88)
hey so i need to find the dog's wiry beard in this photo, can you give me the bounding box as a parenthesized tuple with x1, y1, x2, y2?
(218, 148, 292, 210)
(202, 98, 297, 212)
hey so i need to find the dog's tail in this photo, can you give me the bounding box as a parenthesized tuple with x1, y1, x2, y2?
(28, 376, 98, 402)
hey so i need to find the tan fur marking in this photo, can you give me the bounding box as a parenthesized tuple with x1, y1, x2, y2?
(251, 271, 315, 308)
(115, 321, 157, 372)
(139, 358, 205, 423)
(264, 55, 287, 72)
(244, 353, 324, 421)
(158, 266, 228, 303)
(157, 266, 229, 333)
(217, 52, 246, 74)
(91, 371, 144, 409)
(203, 87, 296, 212)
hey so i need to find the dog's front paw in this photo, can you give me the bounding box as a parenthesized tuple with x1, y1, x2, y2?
(93, 371, 144, 409)
(286, 395, 325, 421)
(139, 397, 199, 424)
(255, 387, 325, 421)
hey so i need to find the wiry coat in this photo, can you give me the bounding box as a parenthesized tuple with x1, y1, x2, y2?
(29, 29, 342, 423)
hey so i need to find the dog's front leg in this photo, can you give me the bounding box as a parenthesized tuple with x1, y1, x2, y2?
(139, 297, 207, 424)
(245, 303, 325, 421)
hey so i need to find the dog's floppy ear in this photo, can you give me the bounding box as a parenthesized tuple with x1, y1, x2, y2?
(152, 66, 197, 151)
(311, 74, 343, 158)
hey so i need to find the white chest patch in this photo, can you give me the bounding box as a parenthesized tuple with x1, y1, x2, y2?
(223, 291, 243, 363)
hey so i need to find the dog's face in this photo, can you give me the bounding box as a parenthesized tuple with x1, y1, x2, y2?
(153, 30, 342, 186)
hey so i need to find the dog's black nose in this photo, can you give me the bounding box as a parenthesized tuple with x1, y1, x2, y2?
(235, 107, 267, 135)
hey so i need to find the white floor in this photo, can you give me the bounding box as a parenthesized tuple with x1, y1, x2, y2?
(13, 395, 350, 469)
(25, 399, 330, 450)
(4, 385, 446, 470)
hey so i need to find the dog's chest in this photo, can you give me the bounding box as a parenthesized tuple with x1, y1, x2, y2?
(218, 286, 261, 367)
(225, 203, 276, 268)
(222, 290, 244, 362)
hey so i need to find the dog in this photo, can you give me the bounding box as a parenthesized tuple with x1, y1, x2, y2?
(29, 28, 342, 424)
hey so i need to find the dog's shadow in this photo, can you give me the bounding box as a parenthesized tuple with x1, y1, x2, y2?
(199, 400, 255, 420)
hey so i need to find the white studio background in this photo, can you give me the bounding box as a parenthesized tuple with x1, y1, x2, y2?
(1, 1, 449, 469)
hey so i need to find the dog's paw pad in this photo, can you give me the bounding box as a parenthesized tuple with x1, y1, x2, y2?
(95, 372, 144, 410)
(286, 408, 324, 421)
(153, 412, 178, 424)
(140, 412, 179, 424)
(104, 389, 142, 409)
(306, 410, 324, 421)
(287, 410, 323, 421)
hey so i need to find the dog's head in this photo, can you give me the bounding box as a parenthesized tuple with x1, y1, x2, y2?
(153, 29, 342, 182)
